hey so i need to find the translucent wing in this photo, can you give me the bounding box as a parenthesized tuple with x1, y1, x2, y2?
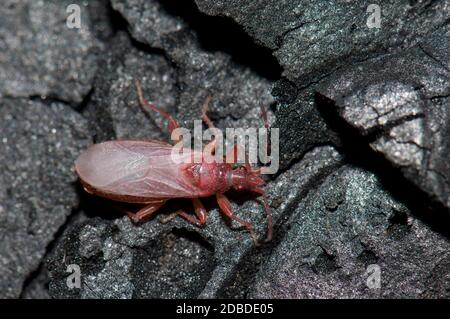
(75, 140, 201, 199)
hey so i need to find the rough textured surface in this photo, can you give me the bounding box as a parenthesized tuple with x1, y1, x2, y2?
(273, 83, 341, 170)
(0, 0, 448, 299)
(84, 32, 178, 142)
(0, 99, 90, 298)
(195, 0, 449, 82)
(195, 0, 449, 171)
(47, 218, 216, 298)
(110, 0, 275, 130)
(317, 34, 450, 208)
(0, 0, 101, 104)
(111, 0, 185, 48)
(248, 166, 449, 298)
(0, 0, 104, 299)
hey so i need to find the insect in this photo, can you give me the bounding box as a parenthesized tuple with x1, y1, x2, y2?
(75, 80, 273, 244)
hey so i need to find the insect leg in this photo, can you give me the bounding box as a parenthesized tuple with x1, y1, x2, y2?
(128, 200, 166, 223)
(135, 79, 180, 136)
(260, 104, 269, 129)
(192, 198, 207, 225)
(216, 193, 259, 245)
(201, 96, 224, 160)
(159, 198, 207, 227)
(161, 211, 202, 227)
(201, 96, 214, 129)
(251, 188, 273, 242)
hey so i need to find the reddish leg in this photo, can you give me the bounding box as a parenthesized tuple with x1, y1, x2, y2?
(260, 104, 269, 129)
(135, 79, 180, 135)
(192, 198, 207, 224)
(216, 193, 259, 245)
(201, 96, 214, 129)
(127, 200, 166, 223)
(160, 198, 207, 227)
(201, 96, 223, 161)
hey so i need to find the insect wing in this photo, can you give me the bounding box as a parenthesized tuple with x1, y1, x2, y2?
(75, 140, 199, 198)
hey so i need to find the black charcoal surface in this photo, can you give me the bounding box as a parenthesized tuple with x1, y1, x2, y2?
(195, 0, 448, 83)
(110, 0, 275, 130)
(0, 0, 448, 299)
(0, 0, 101, 105)
(195, 0, 449, 170)
(0, 99, 90, 298)
(317, 34, 450, 209)
(248, 166, 449, 298)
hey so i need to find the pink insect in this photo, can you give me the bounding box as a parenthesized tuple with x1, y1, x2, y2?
(75, 80, 273, 244)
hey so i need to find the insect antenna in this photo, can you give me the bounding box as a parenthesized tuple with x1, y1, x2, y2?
(256, 105, 273, 242)
(258, 104, 271, 170)
(260, 104, 269, 129)
(254, 188, 273, 243)
(261, 192, 273, 242)
(135, 79, 179, 133)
